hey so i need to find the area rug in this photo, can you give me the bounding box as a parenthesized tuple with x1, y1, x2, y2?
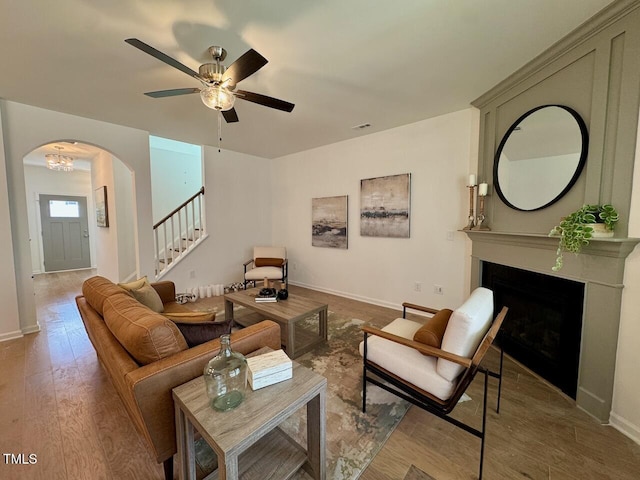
(196, 308, 410, 480)
(280, 311, 410, 479)
(403, 464, 437, 480)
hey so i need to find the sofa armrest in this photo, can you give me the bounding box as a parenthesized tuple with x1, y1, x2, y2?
(151, 281, 176, 304)
(124, 320, 281, 463)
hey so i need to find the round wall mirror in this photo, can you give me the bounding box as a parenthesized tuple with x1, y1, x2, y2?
(493, 105, 588, 211)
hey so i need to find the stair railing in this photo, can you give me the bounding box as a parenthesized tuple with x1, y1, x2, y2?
(153, 186, 205, 276)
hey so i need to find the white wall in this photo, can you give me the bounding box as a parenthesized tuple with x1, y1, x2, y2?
(2, 100, 153, 333)
(162, 146, 273, 292)
(90, 151, 136, 282)
(150, 136, 203, 223)
(0, 106, 21, 341)
(113, 158, 136, 281)
(611, 107, 640, 443)
(271, 109, 475, 311)
(23, 165, 95, 273)
(91, 152, 119, 280)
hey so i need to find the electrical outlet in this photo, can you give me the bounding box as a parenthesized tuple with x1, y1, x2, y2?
(446, 231, 454, 241)
(189, 270, 196, 279)
(414, 282, 422, 292)
(292, 262, 297, 271)
(434, 285, 444, 295)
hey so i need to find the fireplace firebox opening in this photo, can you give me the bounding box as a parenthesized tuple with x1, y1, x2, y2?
(482, 262, 584, 398)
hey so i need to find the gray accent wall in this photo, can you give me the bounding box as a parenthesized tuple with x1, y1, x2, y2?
(469, 0, 640, 422)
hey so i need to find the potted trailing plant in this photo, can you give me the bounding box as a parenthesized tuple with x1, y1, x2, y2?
(549, 204, 619, 271)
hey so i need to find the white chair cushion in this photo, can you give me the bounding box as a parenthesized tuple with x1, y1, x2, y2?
(245, 266, 285, 281)
(253, 246, 286, 260)
(359, 318, 457, 401)
(437, 287, 494, 382)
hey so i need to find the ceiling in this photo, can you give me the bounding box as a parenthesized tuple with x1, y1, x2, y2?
(0, 0, 615, 159)
(23, 142, 95, 171)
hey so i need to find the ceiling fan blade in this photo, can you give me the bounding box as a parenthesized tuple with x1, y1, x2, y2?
(144, 88, 200, 98)
(125, 38, 205, 82)
(235, 90, 295, 112)
(222, 108, 239, 123)
(222, 49, 268, 86)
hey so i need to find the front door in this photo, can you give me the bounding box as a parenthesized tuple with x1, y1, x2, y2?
(40, 194, 91, 272)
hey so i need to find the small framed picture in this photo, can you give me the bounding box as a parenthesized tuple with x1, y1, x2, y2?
(95, 185, 109, 227)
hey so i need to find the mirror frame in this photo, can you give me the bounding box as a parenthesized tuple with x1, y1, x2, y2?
(493, 104, 589, 211)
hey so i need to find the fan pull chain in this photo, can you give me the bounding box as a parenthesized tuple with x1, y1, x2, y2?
(217, 111, 222, 153)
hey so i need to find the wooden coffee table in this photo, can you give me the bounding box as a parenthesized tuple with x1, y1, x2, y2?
(224, 288, 328, 358)
(173, 359, 327, 480)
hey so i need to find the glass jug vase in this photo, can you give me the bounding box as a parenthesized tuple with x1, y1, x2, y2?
(203, 334, 248, 411)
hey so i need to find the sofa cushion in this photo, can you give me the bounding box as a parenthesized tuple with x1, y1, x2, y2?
(82, 276, 130, 316)
(437, 287, 494, 382)
(253, 246, 286, 260)
(358, 318, 457, 400)
(245, 266, 286, 281)
(103, 294, 188, 365)
(413, 308, 453, 349)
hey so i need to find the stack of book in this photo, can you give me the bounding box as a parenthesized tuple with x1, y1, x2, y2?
(246, 349, 293, 390)
(255, 288, 277, 303)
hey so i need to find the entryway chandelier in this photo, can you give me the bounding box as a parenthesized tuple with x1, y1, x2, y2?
(45, 146, 74, 172)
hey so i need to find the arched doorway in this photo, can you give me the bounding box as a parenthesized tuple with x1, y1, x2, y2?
(23, 141, 137, 281)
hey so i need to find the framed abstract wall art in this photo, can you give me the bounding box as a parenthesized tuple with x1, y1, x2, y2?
(95, 185, 109, 227)
(312, 195, 348, 249)
(360, 173, 410, 238)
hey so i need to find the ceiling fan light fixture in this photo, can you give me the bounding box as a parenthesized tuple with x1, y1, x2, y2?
(200, 85, 235, 111)
(45, 146, 74, 172)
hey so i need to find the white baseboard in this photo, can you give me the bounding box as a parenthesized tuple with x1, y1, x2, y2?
(289, 281, 432, 319)
(609, 411, 640, 446)
(21, 323, 41, 335)
(290, 281, 402, 312)
(0, 330, 24, 343)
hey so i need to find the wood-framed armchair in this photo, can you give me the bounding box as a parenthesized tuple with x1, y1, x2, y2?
(243, 246, 288, 290)
(360, 287, 508, 480)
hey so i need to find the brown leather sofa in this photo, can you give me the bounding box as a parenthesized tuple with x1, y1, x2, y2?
(75, 276, 281, 480)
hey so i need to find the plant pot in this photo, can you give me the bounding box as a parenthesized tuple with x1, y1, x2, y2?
(585, 223, 614, 238)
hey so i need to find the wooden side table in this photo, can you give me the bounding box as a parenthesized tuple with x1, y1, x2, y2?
(173, 361, 326, 480)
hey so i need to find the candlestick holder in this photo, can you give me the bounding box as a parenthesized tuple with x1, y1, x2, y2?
(462, 185, 476, 230)
(472, 195, 491, 230)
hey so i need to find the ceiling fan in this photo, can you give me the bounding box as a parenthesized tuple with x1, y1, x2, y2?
(125, 38, 294, 123)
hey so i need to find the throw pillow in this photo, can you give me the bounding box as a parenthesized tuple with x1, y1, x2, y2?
(413, 308, 453, 350)
(118, 276, 165, 313)
(130, 283, 165, 313)
(172, 319, 232, 348)
(254, 257, 284, 268)
(118, 276, 149, 292)
(163, 311, 217, 323)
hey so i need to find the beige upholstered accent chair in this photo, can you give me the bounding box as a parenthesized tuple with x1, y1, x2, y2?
(360, 287, 508, 480)
(243, 246, 288, 289)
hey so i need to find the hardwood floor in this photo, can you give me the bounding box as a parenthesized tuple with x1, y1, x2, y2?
(1, 271, 639, 479)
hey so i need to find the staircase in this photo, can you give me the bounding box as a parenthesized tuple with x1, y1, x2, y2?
(154, 187, 206, 277)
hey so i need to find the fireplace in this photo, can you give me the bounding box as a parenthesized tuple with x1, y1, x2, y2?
(464, 230, 638, 422)
(482, 262, 584, 398)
